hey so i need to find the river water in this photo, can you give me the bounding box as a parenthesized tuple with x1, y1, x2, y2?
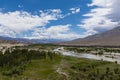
(54, 47, 120, 64)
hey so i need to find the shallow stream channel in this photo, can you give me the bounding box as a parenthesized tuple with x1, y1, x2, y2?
(54, 47, 120, 64)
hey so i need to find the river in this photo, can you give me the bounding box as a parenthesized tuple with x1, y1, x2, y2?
(54, 47, 120, 64)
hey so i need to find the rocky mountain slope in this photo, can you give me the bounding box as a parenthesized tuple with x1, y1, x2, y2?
(59, 26, 120, 46)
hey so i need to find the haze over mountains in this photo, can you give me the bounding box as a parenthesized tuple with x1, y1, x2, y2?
(59, 26, 120, 46)
(0, 26, 120, 46)
(0, 36, 65, 44)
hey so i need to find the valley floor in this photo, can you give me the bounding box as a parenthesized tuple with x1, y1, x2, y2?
(0, 44, 120, 80)
(1, 54, 120, 80)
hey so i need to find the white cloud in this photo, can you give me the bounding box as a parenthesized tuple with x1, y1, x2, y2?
(0, 8, 82, 39)
(0, 9, 64, 37)
(70, 7, 80, 14)
(108, 0, 120, 22)
(78, 0, 120, 36)
(87, 0, 112, 7)
(25, 24, 81, 40)
(18, 5, 23, 8)
(0, 25, 16, 37)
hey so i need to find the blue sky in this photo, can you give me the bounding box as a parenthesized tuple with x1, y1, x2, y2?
(0, 0, 119, 40)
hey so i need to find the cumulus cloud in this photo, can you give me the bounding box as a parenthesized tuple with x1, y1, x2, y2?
(0, 25, 16, 37)
(18, 5, 23, 8)
(25, 24, 81, 40)
(108, 0, 120, 22)
(87, 0, 112, 7)
(0, 8, 82, 39)
(78, 0, 120, 36)
(70, 7, 80, 14)
(0, 9, 64, 37)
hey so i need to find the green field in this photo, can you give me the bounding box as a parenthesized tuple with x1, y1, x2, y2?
(0, 55, 120, 80)
(0, 44, 120, 80)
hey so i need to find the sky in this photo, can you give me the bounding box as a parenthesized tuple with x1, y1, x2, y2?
(0, 0, 120, 40)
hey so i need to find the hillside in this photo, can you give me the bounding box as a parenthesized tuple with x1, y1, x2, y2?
(59, 26, 120, 47)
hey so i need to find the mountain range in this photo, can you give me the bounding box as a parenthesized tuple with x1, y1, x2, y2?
(0, 36, 65, 44)
(59, 26, 120, 47)
(0, 26, 120, 46)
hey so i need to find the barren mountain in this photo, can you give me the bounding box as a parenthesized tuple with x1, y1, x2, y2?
(59, 26, 120, 47)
